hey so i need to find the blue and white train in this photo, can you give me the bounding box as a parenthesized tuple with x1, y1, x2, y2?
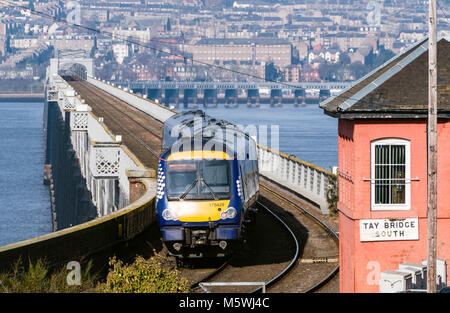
(156, 110, 259, 258)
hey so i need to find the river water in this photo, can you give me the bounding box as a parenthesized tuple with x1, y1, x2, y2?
(0, 101, 52, 247)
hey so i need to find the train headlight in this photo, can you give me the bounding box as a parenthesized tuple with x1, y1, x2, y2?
(221, 207, 237, 219)
(162, 209, 177, 221)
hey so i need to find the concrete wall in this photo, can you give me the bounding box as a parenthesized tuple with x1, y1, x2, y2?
(0, 177, 156, 271)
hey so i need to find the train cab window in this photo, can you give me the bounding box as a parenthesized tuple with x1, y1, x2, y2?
(201, 160, 230, 197)
(166, 161, 197, 199)
(166, 159, 231, 200)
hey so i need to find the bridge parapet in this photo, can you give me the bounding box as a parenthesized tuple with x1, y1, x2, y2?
(257, 144, 335, 214)
(47, 74, 150, 221)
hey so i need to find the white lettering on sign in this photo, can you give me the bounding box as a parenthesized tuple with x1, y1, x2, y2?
(360, 218, 419, 242)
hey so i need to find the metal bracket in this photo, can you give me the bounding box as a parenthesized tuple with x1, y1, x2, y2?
(363, 177, 420, 183)
(199, 282, 266, 293)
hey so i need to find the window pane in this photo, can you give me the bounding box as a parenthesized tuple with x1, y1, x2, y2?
(391, 184, 405, 204)
(391, 145, 405, 164)
(392, 165, 405, 180)
(374, 143, 406, 205)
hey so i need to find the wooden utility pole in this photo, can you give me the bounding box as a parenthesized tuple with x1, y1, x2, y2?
(427, 0, 438, 294)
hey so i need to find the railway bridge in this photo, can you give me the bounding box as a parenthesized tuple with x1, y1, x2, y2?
(0, 70, 338, 291)
(114, 80, 352, 108)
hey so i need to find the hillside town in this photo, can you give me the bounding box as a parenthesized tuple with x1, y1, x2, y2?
(0, 0, 448, 91)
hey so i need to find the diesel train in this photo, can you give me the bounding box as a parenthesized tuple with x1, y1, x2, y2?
(156, 110, 259, 258)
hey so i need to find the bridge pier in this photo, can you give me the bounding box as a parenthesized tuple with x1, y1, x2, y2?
(270, 89, 282, 107)
(147, 88, 162, 103)
(164, 88, 179, 108)
(294, 89, 306, 107)
(319, 89, 331, 102)
(112, 81, 351, 108)
(183, 89, 198, 109)
(225, 89, 238, 108)
(131, 88, 145, 97)
(247, 89, 260, 107)
(203, 89, 217, 108)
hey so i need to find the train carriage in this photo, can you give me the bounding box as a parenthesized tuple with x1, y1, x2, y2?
(156, 111, 259, 258)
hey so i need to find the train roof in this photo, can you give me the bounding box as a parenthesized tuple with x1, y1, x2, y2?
(162, 110, 255, 154)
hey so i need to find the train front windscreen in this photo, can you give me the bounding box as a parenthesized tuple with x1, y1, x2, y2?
(166, 159, 231, 201)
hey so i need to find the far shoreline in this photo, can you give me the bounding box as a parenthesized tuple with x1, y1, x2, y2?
(0, 94, 45, 102)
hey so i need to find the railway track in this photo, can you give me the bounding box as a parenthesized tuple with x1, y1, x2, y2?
(64, 76, 164, 168)
(259, 184, 339, 293)
(183, 200, 299, 293)
(61, 75, 339, 293)
(186, 186, 339, 293)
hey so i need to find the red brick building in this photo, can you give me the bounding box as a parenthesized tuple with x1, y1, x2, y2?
(320, 32, 450, 293)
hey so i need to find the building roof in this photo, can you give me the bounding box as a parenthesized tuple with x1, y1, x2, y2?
(320, 31, 450, 119)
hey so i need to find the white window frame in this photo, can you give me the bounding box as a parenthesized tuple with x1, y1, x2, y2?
(370, 138, 411, 211)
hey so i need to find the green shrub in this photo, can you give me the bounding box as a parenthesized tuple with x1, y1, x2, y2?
(327, 174, 339, 215)
(0, 259, 96, 293)
(98, 255, 190, 293)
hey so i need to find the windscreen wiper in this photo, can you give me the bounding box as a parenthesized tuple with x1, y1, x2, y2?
(177, 178, 199, 201)
(200, 178, 219, 201)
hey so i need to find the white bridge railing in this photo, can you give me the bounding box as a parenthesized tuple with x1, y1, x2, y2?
(48, 74, 146, 217)
(257, 145, 334, 214)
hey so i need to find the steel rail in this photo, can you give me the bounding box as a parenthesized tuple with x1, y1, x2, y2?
(259, 184, 339, 293)
(74, 79, 164, 140)
(189, 261, 229, 291)
(251, 200, 300, 293)
(191, 200, 300, 294)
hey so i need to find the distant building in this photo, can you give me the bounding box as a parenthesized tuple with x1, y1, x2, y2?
(347, 48, 366, 65)
(47, 36, 95, 53)
(112, 27, 151, 44)
(131, 64, 154, 80)
(112, 43, 129, 64)
(191, 38, 292, 67)
(284, 65, 301, 83)
(301, 69, 320, 82)
(308, 48, 340, 64)
(10, 35, 39, 49)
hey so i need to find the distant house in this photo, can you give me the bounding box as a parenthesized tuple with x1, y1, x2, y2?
(283, 65, 301, 83)
(320, 32, 450, 293)
(308, 48, 340, 64)
(112, 43, 129, 64)
(347, 47, 367, 65)
(301, 69, 320, 82)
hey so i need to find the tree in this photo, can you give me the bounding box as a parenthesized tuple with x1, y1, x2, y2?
(372, 49, 395, 69)
(339, 52, 351, 66)
(349, 61, 367, 80)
